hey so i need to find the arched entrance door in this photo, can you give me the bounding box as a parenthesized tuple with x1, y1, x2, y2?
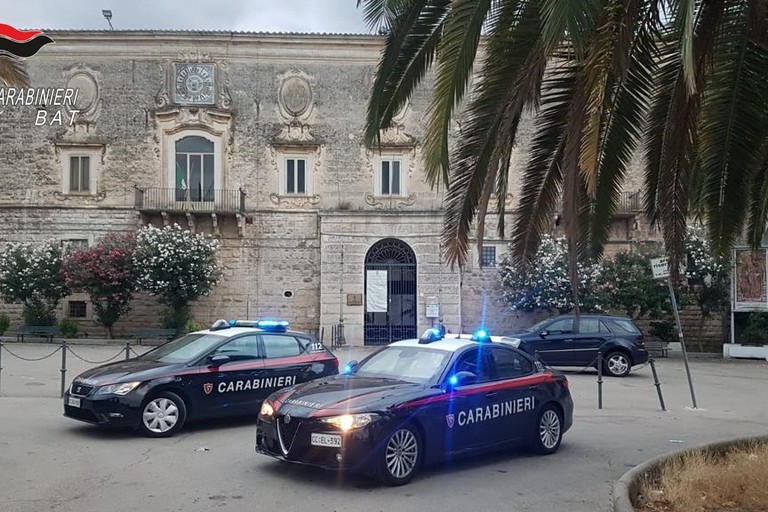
(364, 238, 417, 345)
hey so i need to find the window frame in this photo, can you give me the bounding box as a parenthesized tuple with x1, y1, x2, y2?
(374, 154, 408, 197)
(276, 150, 315, 197)
(259, 334, 304, 359)
(488, 346, 534, 380)
(480, 246, 497, 268)
(211, 334, 261, 362)
(284, 156, 308, 195)
(175, 135, 216, 202)
(57, 145, 102, 197)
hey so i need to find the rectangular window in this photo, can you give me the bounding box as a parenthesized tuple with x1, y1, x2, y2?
(379, 159, 402, 196)
(68, 301, 87, 318)
(481, 246, 497, 267)
(61, 239, 89, 254)
(286, 158, 307, 195)
(69, 156, 90, 193)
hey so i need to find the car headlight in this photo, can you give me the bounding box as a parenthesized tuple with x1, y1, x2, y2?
(260, 401, 275, 417)
(95, 382, 141, 396)
(321, 413, 377, 432)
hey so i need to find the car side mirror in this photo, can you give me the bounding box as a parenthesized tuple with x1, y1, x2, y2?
(209, 354, 230, 367)
(343, 360, 358, 374)
(539, 330, 549, 338)
(448, 371, 476, 388)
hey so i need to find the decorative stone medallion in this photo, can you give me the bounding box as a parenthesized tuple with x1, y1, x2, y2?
(279, 75, 312, 118)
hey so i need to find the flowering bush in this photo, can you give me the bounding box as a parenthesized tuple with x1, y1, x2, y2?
(62, 233, 137, 338)
(0, 240, 69, 325)
(498, 236, 608, 314)
(134, 224, 222, 330)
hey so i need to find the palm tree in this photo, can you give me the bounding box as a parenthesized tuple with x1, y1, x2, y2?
(359, 0, 768, 310)
(0, 54, 29, 87)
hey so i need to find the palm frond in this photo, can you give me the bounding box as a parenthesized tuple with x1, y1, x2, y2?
(442, 0, 547, 267)
(746, 138, 768, 246)
(0, 54, 29, 88)
(357, 0, 413, 32)
(364, 0, 450, 146)
(700, 2, 768, 255)
(422, 0, 495, 188)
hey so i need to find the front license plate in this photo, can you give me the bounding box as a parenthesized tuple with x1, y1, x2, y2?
(67, 397, 81, 408)
(311, 433, 342, 448)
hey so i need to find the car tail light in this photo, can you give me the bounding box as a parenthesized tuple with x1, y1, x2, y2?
(635, 335, 645, 348)
(562, 377, 569, 389)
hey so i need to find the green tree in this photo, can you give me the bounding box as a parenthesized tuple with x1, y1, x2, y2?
(359, 0, 768, 308)
(599, 246, 672, 320)
(134, 224, 222, 331)
(0, 241, 69, 325)
(62, 233, 138, 338)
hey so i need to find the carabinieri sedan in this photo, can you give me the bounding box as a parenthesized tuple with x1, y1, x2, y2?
(64, 319, 338, 437)
(256, 328, 574, 485)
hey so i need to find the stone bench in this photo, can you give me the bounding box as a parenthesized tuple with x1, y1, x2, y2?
(17, 325, 62, 342)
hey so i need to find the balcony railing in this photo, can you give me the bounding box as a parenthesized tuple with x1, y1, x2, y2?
(617, 191, 643, 213)
(134, 187, 246, 214)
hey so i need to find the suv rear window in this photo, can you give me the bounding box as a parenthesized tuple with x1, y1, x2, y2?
(608, 318, 641, 334)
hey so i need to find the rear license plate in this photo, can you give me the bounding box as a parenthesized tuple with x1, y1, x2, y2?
(311, 433, 342, 448)
(67, 397, 81, 408)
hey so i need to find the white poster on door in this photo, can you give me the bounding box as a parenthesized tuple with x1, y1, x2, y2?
(366, 270, 388, 312)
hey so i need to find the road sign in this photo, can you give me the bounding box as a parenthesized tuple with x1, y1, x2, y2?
(651, 257, 670, 279)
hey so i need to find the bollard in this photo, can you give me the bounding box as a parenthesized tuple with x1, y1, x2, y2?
(60, 339, 67, 398)
(649, 357, 666, 411)
(125, 341, 131, 361)
(597, 350, 603, 410)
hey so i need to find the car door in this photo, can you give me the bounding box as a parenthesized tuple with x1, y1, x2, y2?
(485, 346, 539, 445)
(572, 317, 613, 365)
(533, 317, 575, 366)
(440, 347, 496, 453)
(258, 333, 316, 399)
(196, 334, 266, 417)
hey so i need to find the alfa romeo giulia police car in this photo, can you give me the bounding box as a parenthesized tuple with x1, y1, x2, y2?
(63, 320, 338, 437)
(256, 328, 574, 485)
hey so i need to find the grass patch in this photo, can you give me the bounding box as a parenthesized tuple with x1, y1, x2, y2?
(637, 442, 768, 512)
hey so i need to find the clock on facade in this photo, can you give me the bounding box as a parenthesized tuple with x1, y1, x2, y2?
(174, 63, 215, 105)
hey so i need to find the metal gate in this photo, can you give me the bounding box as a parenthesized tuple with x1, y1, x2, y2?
(364, 238, 417, 345)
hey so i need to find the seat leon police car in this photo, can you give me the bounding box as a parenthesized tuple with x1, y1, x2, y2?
(64, 320, 339, 437)
(256, 328, 573, 485)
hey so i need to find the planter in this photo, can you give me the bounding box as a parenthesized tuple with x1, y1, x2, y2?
(722, 343, 768, 360)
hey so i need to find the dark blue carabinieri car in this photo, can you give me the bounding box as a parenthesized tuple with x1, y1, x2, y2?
(256, 329, 574, 485)
(63, 320, 338, 437)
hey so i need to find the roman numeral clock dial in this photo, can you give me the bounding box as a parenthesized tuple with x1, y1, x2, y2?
(174, 63, 215, 105)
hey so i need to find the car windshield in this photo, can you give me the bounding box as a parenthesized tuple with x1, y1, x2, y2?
(527, 318, 552, 333)
(138, 333, 227, 364)
(354, 346, 451, 384)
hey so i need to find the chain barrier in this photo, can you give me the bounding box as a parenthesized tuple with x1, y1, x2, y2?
(66, 346, 127, 365)
(1, 343, 62, 361)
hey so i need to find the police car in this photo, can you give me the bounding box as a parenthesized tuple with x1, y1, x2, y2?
(256, 328, 574, 485)
(63, 320, 339, 437)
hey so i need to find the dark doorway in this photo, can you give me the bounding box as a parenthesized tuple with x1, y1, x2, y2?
(364, 238, 417, 345)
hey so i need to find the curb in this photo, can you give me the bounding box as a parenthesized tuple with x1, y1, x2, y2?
(613, 435, 768, 512)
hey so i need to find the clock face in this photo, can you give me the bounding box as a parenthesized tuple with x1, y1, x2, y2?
(174, 63, 215, 105)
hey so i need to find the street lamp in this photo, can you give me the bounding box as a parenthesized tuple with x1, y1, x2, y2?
(102, 10, 114, 30)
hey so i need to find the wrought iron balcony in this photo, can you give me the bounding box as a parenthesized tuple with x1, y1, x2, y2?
(616, 191, 643, 214)
(134, 187, 246, 214)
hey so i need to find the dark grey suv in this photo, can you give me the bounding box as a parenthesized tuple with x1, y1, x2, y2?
(500, 315, 649, 377)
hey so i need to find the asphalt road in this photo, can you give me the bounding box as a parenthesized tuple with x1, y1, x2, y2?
(0, 342, 766, 512)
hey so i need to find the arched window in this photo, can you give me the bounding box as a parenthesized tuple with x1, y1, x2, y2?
(175, 136, 214, 201)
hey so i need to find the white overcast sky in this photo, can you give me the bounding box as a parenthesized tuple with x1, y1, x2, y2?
(4, 0, 372, 33)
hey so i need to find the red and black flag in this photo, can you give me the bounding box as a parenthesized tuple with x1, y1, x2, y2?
(0, 23, 53, 58)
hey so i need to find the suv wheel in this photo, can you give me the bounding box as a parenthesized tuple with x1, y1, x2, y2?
(604, 351, 631, 377)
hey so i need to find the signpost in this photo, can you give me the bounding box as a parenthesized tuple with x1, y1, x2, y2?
(650, 257, 698, 409)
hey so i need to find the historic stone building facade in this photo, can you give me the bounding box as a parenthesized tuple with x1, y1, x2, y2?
(0, 31, 651, 345)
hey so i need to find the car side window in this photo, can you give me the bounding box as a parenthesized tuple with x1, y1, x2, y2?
(579, 318, 601, 334)
(453, 348, 492, 384)
(213, 335, 260, 362)
(262, 334, 302, 359)
(547, 318, 574, 334)
(490, 347, 533, 379)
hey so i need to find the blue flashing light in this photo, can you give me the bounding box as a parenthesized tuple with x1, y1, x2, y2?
(255, 319, 290, 332)
(228, 319, 237, 326)
(418, 328, 444, 344)
(343, 363, 354, 374)
(448, 375, 459, 386)
(472, 328, 490, 342)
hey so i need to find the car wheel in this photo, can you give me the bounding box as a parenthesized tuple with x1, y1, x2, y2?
(138, 391, 187, 438)
(377, 424, 423, 486)
(532, 404, 563, 455)
(604, 351, 631, 377)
